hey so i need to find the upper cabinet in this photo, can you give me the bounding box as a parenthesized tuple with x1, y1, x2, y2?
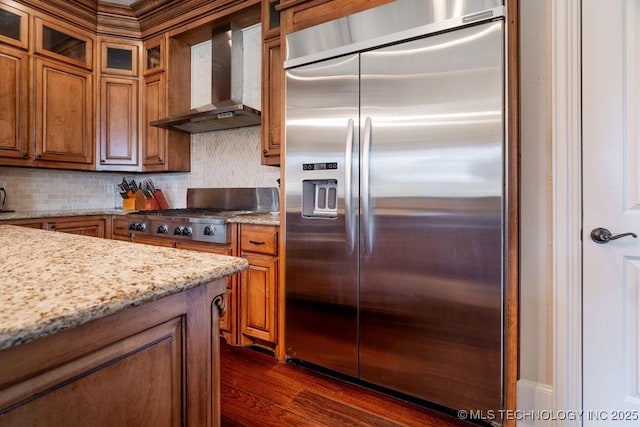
(141, 35, 190, 172)
(260, 0, 281, 166)
(0, 43, 29, 160)
(34, 57, 94, 166)
(0, 2, 28, 49)
(0, 4, 95, 171)
(34, 17, 93, 70)
(143, 34, 165, 76)
(97, 37, 142, 171)
(101, 39, 139, 77)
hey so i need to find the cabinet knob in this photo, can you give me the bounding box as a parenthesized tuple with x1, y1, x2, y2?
(100, 159, 105, 163)
(263, 149, 268, 156)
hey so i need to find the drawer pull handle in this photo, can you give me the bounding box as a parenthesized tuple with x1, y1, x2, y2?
(249, 240, 266, 245)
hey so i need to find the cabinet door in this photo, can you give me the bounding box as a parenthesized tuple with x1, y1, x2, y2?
(99, 77, 139, 169)
(34, 17, 93, 70)
(0, 44, 29, 161)
(0, 2, 28, 49)
(142, 72, 166, 168)
(101, 40, 139, 77)
(240, 253, 278, 344)
(112, 216, 131, 241)
(47, 219, 106, 238)
(34, 58, 94, 167)
(261, 37, 281, 166)
(175, 240, 237, 343)
(143, 34, 165, 76)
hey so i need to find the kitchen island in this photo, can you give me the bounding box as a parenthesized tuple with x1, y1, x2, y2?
(0, 225, 248, 426)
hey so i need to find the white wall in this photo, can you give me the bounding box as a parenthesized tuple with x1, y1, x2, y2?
(518, 0, 554, 421)
(0, 24, 279, 212)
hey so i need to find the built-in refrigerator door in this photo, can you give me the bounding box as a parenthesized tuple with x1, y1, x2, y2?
(359, 21, 505, 413)
(284, 53, 360, 376)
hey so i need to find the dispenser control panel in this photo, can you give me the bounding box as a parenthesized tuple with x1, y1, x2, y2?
(303, 162, 338, 171)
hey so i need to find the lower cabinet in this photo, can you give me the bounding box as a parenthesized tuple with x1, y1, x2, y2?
(238, 224, 279, 350)
(127, 225, 241, 346)
(239, 253, 278, 345)
(45, 217, 107, 238)
(116, 220, 280, 353)
(1, 216, 109, 238)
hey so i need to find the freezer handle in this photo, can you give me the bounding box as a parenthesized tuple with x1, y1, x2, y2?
(362, 117, 373, 256)
(345, 118, 355, 254)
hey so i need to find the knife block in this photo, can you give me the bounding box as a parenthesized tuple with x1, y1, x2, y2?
(122, 198, 136, 212)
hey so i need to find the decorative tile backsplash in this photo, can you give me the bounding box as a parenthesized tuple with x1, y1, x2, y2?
(0, 23, 279, 213)
(0, 127, 280, 211)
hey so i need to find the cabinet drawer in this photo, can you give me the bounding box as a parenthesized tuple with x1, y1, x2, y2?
(240, 225, 277, 256)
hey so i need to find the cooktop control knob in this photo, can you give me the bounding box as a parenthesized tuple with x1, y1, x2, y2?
(204, 226, 215, 236)
(183, 226, 193, 236)
(174, 226, 185, 236)
(157, 225, 168, 234)
(135, 223, 146, 232)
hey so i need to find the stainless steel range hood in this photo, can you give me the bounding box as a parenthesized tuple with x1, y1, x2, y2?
(150, 24, 261, 134)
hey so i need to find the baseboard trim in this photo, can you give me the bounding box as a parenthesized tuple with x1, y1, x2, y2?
(516, 380, 553, 426)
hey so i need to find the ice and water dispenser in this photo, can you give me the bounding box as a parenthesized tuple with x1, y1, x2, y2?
(302, 179, 338, 218)
(302, 163, 338, 218)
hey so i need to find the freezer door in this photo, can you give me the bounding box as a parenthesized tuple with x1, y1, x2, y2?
(284, 54, 360, 376)
(359, 21, 505, 413)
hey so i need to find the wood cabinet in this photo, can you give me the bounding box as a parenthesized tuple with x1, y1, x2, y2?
(0, 43, 29, 162)
(0, 2, 28, 50)
(261, 36, 282, 166)
(0, 9, 97, 171)
(260, 0, 281, 166)
(126, 227, 240, 344)
(34, 57, 94, 168)
(142, 71, 167, 167)
(45, 217, 107, 238)
(239, 224, 279, 348)
(126, 220, 281, 352)
(176, 240, 237, 343)
(0, 279, 226, 427)
(97, 38, 141, 171)
(141, 35, 190, 172)
(34, 17, 93, 70)
(278, 0, 393, 34)
(1, 215, 110, 239)
(112, 216, 130, 241)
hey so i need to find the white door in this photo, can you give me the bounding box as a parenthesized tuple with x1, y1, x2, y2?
(583, 0, 640, 424)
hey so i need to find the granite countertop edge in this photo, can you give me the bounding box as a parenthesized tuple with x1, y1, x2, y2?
(0, 225, 249, 351)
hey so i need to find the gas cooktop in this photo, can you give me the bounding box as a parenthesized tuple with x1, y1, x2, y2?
(126, 188, 279, 244)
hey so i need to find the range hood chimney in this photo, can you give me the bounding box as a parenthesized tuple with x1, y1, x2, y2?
(150, 24, 261, 134)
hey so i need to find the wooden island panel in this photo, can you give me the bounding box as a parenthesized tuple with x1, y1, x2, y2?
(0, 280, 225, 427)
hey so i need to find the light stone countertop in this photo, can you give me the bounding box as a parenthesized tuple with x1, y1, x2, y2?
(0, 209, 280, 226)
(227, 212, 280, 226)
(0, 225, 248, 350)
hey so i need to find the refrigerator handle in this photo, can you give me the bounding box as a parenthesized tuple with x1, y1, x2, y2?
(345, 118, 355, 254)
(362, 117, 373, 256)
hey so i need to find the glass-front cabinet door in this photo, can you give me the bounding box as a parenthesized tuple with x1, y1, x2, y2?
(143, 34, 165, 76)
(34, 17, 94, 69)
(0, 3, 28, 49)
(101, 39, 139, 77)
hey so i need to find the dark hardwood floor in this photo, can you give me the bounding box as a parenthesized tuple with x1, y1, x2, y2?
(220, 343, 473, 426)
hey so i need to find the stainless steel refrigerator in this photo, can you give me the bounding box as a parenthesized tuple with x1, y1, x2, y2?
(284, 0, 505, 414)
